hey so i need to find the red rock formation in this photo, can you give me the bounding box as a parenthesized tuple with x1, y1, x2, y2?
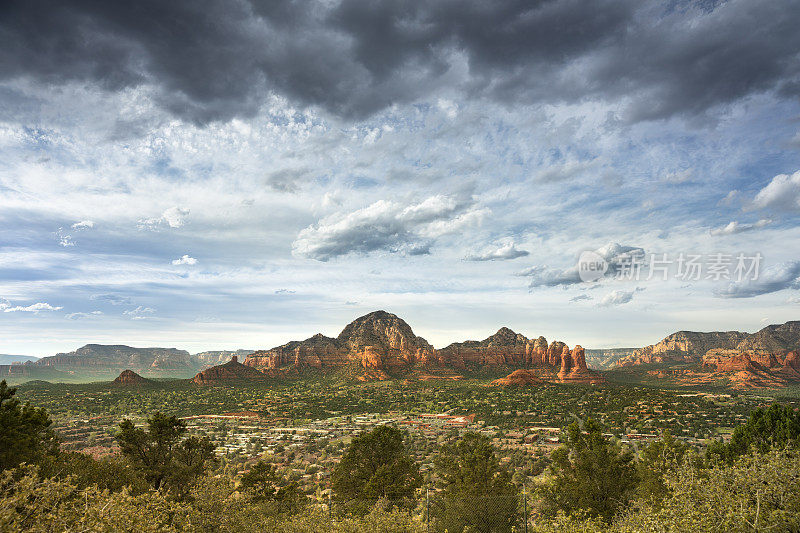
(526, 336, 548, 365)
(546, 341, 566, 366)
(244, 311, 434, 375)
(557, 345, 605, 384)
(192, 356, 268, 384)
(436, 327, 531, 367)
(701, 349, 800, 388)
(490, 369, 543, 387)
(241, 311, 603, 383)
(618, 321, 800, 368)
(113, 369, 150, 385)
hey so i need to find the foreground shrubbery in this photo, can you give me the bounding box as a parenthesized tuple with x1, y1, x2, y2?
(2, 379, 800, 532)
(2, 450, 798, 532)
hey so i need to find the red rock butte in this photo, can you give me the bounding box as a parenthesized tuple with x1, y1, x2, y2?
(192, 355, 269, 384)
(235, 311, 604, 383)
(112, 369, 150, 385)
(490, 369, 544, 386)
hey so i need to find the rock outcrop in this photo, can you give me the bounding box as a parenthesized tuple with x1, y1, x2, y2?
(192, 356, 268, 384)
(436, 327, 533, 367)
(617, 321, 800, 388)
(702, 348, 800, 388)
(244, 311, 434, 376)
(243, 311, 603, 383)
(113, 369, 150, 385)
(490, 369, 543, 386)
(617, 331, 749, 367)
(557, 345, 606, 384)
(619, 321, 800, 368)
(193, 350, 255, 368)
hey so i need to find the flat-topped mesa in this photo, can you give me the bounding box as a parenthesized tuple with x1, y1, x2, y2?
(36, 344, 194, 371)
(192, 355, 267, 384)
(617, 330, 750, 367)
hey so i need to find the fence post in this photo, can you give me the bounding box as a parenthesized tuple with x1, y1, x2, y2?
(426, 487, 430, 529)
(523, 487, 528, 533)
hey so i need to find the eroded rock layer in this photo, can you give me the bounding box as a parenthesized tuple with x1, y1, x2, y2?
(243, 311, 602, 383)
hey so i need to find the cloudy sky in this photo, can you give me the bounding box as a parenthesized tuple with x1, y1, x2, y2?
(2, 0, 800, 356)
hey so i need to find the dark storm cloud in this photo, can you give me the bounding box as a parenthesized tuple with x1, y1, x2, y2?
(1, 0, 798, 123)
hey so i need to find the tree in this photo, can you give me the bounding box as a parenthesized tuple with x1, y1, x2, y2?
(433, 432, 518, 533)
(0, 379, 58, 471)
(239, 460, 304, 512)
(116, 412, 215, 496)
(709, 403, 800, 463)
(331, 425, 421, 513)
(539, 418, 637, 522)
(634, 430, 689, 503)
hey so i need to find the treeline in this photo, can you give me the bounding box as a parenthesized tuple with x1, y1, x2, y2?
(2, 379, 800, 532)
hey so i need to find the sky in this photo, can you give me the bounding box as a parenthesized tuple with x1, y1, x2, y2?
(1, 0, 800, 357)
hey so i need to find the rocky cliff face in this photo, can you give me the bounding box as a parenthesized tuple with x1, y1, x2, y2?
(702, 348, 800, 388)
(337, 310, 434, 366)
(558, 345, 604, 384)
(192, 356, 268, 384)
(618, 331, 749, 367)
(618, 321, 800, 388)
(37, 344, 195, 372)
(244, 311, 434, 376)
(735, 321, 800, 352)
(243, 311, 601, 383)
(619, 321, 800, 369)
(436, 327, 532, 367)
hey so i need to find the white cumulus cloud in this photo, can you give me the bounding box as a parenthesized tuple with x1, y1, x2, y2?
(138, 206, 190, 230)
(753, 170, 800, 211)
(464, 241, 529, 261)
(292, 195, 486, 261)
(171, 254, 198, 265)
(2, 302, 63, 313)
(71, 220, 94, 229)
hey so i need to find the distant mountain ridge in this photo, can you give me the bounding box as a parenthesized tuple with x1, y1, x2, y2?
(617, 321, 800, 367)
(193, 349, 255, 368)
(615, 320, 800, 388)
(0, 354, 38, 365)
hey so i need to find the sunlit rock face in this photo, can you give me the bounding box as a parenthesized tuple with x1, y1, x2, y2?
(243, 311, 434, 373)
(490, 369, 543, 386)
(241, 310, 606, 382)
(617, 321, 800, 368)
